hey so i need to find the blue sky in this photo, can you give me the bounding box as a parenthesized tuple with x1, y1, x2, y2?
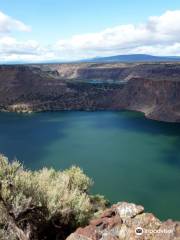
(0, 0, 180, 62)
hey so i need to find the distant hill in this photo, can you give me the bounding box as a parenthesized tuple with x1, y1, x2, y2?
(2, 54, 180, 65)
(81, 54, 180, 63)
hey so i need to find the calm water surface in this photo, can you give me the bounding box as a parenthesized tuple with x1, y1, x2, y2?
(0, 111, 180, 220)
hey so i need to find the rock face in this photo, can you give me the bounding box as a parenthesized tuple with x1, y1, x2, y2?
(66, 202, 180, 240)
(1, 63, 180, 122)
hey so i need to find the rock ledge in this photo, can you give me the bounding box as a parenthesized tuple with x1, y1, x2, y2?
(66, 202, 180, 240)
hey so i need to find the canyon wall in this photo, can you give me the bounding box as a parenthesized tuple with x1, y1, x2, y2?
(0, 63, 180, 122)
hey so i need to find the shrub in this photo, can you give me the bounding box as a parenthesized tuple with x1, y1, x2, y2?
(0, 155, 108, 240)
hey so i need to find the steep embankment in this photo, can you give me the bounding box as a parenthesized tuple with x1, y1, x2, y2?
(1, 63, 180, 122)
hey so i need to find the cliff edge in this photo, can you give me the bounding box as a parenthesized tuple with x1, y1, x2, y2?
(67, 202, 180, 240)
(1, 62, 180, 122)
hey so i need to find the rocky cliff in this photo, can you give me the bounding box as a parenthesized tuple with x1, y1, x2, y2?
(1, 62, 180, 122)
(66, 202, 180, 240)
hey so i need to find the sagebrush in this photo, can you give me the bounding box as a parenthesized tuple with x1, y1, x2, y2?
(0, 155, 108, 240)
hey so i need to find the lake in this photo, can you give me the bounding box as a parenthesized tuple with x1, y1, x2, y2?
(0, 111, 179, 220)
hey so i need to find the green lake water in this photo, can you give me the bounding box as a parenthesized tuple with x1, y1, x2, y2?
(0, 111, 179, 220)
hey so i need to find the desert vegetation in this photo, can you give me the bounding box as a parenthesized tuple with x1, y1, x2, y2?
(0, 155, 108, 240)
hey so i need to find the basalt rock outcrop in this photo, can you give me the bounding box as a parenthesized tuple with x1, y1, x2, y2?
(1, 62, 180, 122)
(66, 202, 180, 240)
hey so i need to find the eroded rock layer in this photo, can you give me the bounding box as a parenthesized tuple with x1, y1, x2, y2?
(1, 62, 180, 122)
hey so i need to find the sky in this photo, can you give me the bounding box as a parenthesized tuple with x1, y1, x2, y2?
(1, 0, 180, 62)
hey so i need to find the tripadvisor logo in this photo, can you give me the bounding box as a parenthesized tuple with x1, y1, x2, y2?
(135, 227, 144, 236)
(135, 227, 173, 236)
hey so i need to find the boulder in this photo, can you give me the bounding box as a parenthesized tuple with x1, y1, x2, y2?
(66, 202, 180, 240)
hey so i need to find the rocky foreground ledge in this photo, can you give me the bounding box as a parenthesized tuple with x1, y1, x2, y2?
(67, 202, 180, 240)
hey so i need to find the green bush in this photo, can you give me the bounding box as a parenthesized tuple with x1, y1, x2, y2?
(0, 155, 108, 240)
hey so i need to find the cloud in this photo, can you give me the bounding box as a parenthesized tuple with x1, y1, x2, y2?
(0, 36, 56, 63)
(54, 10, 180, 59)
(0, 37, 40, 55)
(1, 10, 180, 62)
(0, 11, 31, 33)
